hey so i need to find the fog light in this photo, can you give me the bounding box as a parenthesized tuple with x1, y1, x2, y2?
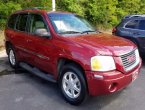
(109, 83, 117, 92)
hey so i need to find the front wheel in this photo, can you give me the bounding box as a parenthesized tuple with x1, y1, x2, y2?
(59, 64, 87, 105)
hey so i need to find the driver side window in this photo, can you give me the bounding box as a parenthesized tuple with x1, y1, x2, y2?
(29, 14, 49, 34)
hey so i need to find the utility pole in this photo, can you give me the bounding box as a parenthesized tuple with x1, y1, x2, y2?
(52, 0, 56, 11)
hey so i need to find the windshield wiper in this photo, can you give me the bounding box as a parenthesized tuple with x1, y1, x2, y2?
(59, 31, 81, 34)
(81, 30, 97, 34)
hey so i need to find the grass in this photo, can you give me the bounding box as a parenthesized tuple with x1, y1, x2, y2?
(0, 31, 4, 51)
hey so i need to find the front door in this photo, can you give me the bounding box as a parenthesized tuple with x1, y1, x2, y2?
(27, 13, 55, 75)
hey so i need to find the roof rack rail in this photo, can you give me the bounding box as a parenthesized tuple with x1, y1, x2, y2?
(123, 14, 145, 19)
(15, 7, 67, 13)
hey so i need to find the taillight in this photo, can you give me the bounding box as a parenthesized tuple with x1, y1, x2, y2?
(112, 27, 117, 33)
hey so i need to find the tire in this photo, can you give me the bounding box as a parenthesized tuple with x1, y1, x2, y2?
(8, 46, 19, 68)
(59, 64, 87, 105)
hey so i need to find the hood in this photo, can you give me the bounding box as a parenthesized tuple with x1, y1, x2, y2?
(65, 33, 136, 56)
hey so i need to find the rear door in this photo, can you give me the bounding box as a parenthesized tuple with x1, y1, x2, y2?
(14, 13, 31, 62)
(135, 19, 145, 49)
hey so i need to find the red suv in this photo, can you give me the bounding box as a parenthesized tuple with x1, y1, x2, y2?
(4, 9, 142, 105)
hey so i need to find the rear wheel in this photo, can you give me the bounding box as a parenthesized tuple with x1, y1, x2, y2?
(8, 46, 19, 68)
(59, 64, 87, 105)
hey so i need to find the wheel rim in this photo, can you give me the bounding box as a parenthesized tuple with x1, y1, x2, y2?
(9, 49, 16, 66)
(62, 72, 81, 99)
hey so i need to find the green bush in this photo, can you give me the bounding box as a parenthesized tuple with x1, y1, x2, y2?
(0, 1, 21, 30)
(57, 0, 145, 29)
(0, 0, 145, 30)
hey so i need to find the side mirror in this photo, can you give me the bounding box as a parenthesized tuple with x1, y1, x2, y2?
(34, 28, 50, 38)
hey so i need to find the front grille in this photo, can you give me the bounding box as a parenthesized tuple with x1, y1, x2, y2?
(121, 50, 137, 71)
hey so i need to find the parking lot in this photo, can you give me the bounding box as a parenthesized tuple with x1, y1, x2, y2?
(0, 50, 145, 110)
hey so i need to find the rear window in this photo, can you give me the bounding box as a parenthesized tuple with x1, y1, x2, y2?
(16, 14, 28, 31)
(7, 14, 18, 29)
(138, 20, 145, 30)
(125, 20, 139, 29)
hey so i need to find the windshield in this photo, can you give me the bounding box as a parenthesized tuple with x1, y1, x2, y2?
(48, 13, 96, 34)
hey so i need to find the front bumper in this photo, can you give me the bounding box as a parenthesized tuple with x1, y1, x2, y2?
(85, 61, 142, 96)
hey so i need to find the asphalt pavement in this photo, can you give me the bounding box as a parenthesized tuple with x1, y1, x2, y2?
(0, 50, 145, 110)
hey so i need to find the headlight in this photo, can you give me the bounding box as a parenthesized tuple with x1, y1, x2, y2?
(135, 49, 140, 64)
(91, 56, 116, 71)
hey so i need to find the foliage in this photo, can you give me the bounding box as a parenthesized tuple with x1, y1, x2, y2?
(0, 0, 145, 30)
(0, 0, 52, 30)
(56, 0, 85, 16)
(0, 1, 21, 29)
(57, 0, 145, 29)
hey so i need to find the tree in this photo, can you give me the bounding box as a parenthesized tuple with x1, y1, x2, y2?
(57, 0, 85, 16)
(1, 0, 145, 30)
(0, 1, 21, 29)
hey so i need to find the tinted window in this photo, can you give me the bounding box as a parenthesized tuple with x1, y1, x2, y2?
(16, 14, 28, 31)
(7, 14, 18, 29)
(138, 20, 145, 30)
(29, 14, 48, 33)
(125, 20, 139, 29)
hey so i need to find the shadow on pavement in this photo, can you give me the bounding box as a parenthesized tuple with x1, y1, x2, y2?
(6, 60, 122, 110)
(0, 50, 142, 109)
(18, 69, 122, 110)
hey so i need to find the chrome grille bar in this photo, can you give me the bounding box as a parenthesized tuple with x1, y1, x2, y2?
(121, 49, 139, 71)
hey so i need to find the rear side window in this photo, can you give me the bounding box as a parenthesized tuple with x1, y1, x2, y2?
(16, 14, 28, 31)
(138, 20, 145, 30)
(7, 14, 18, 29)
(125, 20, 139, 29)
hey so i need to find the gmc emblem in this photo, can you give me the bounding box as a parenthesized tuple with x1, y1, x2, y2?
(127, 55, 135, 63)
